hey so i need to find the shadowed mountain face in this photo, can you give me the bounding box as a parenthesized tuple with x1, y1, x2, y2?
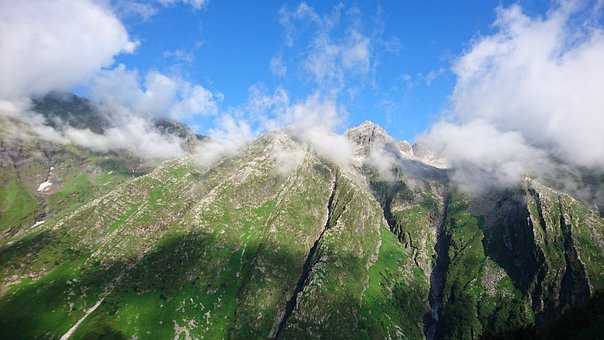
(0, 97, 602, 340)
(32, 92, 206, 144)
(33, 92, 111, 134)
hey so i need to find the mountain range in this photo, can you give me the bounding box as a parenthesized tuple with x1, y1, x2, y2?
(0, 94, 602, 340)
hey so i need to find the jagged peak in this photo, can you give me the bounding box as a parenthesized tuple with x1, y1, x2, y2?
(347, 120, 389, 137)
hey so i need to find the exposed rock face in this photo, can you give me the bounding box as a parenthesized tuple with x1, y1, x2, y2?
(347, 121, 397, 157)
(411, 142, 448, 169)
(0, 109, 602, 340)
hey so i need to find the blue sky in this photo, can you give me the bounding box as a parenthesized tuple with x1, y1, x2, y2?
(112, 0, 552, 141)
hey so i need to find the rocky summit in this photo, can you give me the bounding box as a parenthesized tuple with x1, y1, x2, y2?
(0, 97, 602, 340)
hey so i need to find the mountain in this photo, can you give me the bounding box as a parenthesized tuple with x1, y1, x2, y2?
(0, 98, 602, 340)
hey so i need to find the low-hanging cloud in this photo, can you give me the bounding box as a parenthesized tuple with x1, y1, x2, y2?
(193, 115, 254, 167)
(62, 117, 186, 159)
(193, 85, 355, 170)
(0, 100, 189, 160)
(280, 94, 353, 166)
(421, 2, 604, 191)
(245, 87, 354, 167)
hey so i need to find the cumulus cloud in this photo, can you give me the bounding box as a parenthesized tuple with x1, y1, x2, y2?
(421, 120, 550, 192)
(90, 65, 220, 119)
(0, 0, 136, 101)
(422, 2, 604, 191)
(0, 0, 225, 162)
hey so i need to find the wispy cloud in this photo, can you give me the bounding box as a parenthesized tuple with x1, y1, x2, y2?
(158, 0, 207, 11)
(270, 54, 287, 78)
(163, 49, 195, 64)
(278, 3, 374, 92)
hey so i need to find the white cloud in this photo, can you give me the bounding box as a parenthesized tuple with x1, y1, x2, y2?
(270, 54, 287, 77)
(0, 100, 188, 160)
(194, 115, 254, 167)
(423, 67, 446, 86)
(90, 65, 219, 119)
(422, 2, 604, 190)
(0, 0, 216, 161)
(115, 0, 207, 20)
(63, 117, 186, 159)
(279, 94, 353, 166)
(0, 0, 135, 100)
(204, 87, 353, 169)
(421, 120, 549, 191)
(245, 85, 290, 127)
(367, 143, 398, 181)
(304, 28, 370, 87)
(272, 141, 305, 176)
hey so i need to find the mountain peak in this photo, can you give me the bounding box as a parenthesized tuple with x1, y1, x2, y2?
(348, 120, 388, 136)
(347, 120, 392, 144)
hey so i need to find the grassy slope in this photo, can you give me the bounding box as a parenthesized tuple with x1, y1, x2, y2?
(360, 227, 428, 340)
(280, 174, 385, 339)
(0, 173, 38, 231)
(438, 192, 532, 340)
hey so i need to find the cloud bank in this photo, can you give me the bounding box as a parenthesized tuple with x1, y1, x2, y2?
(421, 2, 604, 191)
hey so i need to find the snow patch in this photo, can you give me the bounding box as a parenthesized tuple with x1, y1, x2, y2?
(31, 220, 45, 228)
(37, 180, 53, 192)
